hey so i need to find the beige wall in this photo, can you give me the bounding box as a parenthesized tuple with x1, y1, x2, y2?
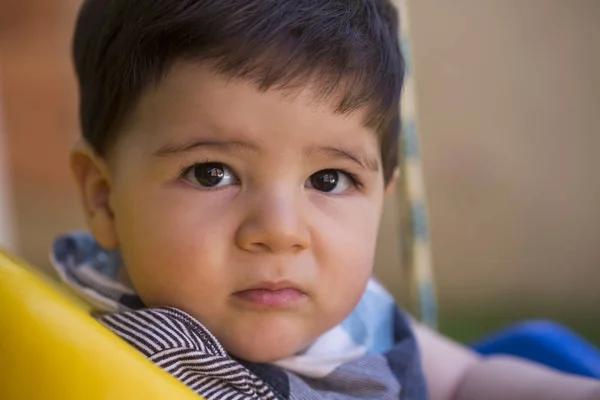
(0, 0, 83, 273)
(0, 89, 17, 251)
(376, 0, 600, 313)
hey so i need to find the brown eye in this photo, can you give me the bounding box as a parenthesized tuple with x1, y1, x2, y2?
(184, 163, 237, 188)
(306, 170, 351, 193)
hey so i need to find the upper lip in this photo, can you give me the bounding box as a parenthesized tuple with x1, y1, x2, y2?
(236, 280, 305, 293)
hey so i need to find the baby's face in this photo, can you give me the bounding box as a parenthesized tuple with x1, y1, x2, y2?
(96, 63, 386, 362)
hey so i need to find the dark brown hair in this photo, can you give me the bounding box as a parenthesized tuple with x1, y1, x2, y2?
(73, 0, 404, 183)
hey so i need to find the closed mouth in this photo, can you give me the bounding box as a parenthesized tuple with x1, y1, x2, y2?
(232, 282, 307, 307)
(236, 280, 305, 293)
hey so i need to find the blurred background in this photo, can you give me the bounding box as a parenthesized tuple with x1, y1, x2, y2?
(0, 0, 599, 344)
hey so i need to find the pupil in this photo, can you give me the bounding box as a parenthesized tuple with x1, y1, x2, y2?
(311, 170, 338, 192)
(194, 163, 225, 187)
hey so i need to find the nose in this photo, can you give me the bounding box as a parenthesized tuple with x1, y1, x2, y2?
(235, 190, 311, 254)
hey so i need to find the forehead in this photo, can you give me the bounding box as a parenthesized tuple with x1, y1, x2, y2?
(124, 62, 380, 156)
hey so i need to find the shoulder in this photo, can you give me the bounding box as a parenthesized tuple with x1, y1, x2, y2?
(98, 307, 226, 356)
(98, 307, 281, 399)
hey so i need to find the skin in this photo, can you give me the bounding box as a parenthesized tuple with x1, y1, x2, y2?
(72, 61, 600, 398)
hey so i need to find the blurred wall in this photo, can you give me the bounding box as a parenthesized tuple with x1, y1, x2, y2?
(0, 84, 16, 251)
(1, 1, 599, 320)
(377, 0, 600, 316)
(0, 0, 85, 268)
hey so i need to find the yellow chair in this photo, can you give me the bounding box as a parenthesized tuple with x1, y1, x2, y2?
(0, 249, 202, 400)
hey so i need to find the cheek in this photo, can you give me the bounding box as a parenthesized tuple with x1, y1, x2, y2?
(311, 195, 383, 316)
(112, 184, 236, 303)
(312, 194, 382, 260)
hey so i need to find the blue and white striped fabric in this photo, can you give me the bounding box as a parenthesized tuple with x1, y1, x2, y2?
(51, 232, 428, 400)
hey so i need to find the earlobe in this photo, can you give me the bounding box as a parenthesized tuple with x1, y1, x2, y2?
(384, 168, 400, 196)
(70, 141, 118, 249)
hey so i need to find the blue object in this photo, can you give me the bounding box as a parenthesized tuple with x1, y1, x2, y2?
(472, 320, 600, 379)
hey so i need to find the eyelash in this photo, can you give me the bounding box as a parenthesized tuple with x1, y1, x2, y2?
(177, 161, 364, 191)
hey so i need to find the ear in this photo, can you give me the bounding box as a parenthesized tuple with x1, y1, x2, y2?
(384, 167, 400, 196)
(70, 141, 118, 250)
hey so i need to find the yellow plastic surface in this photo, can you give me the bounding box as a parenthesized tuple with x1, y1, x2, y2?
(0, 249, 202, 399)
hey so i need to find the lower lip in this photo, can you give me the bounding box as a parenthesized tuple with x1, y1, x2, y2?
(233, 288, 306, 307)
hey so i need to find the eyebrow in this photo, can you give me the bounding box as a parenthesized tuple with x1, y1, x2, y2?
(154, 138, 379, 172)
(309, 146, 380, 172)
(153, 139, 260, 157)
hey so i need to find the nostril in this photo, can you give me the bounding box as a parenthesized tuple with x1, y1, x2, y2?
(291, 244, 305, 253)
(251, 243, 270, 252)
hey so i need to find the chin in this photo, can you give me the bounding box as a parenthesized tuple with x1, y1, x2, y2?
(220, 321, 313, 363)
